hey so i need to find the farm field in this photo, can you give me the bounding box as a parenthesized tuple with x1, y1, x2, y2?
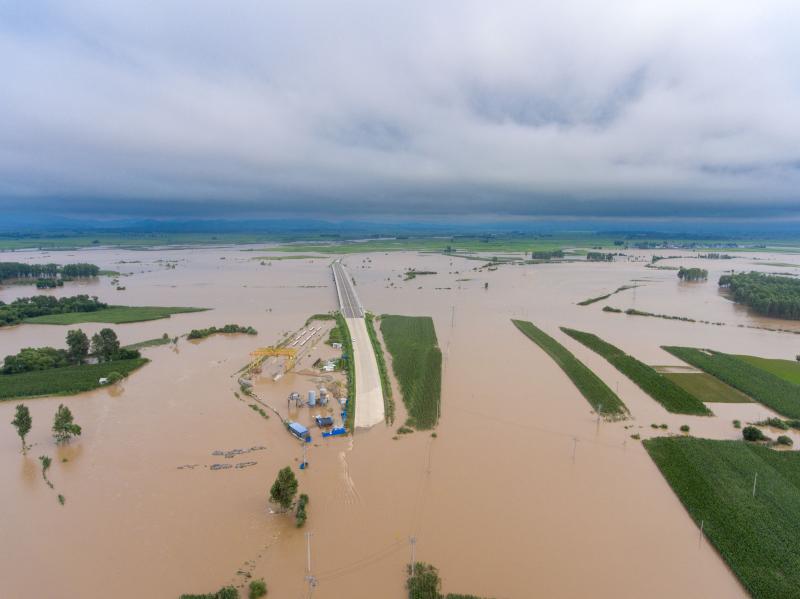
(511, 320, 628, 417)
(379, 314, 441, 429)
(644, 436, 800, 599)
(561, 327, 711, 415)
(24, 305, 207, 325)
(663, 372, 752, 403)
(0, 358, 148, 400)
(663, 347, 800, 419)
(735, 354, 800, 385)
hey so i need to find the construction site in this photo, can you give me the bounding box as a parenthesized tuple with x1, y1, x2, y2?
(239, 315, 350, 445)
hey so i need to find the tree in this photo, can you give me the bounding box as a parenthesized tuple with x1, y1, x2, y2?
(91, 328, 120, 362)
(406, 562, 441, 599)
(295, 493, 309, 527)
(248, 579, 267, 599)
(742, 426, 767, 442)
(269, 466, 298, 511)
(52, 404, 82, 443)
(66, 329, 90, 364)
(39, 455, 52, 488)
(11, 404, 32, 453)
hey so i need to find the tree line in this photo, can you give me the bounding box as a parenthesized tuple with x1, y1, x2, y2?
(677, 267, 708, 281)
(0, 294, 107, 326)
(0, 262, 100, 282)
(719, 271, 800, 319)
(2, 327, 140, 374)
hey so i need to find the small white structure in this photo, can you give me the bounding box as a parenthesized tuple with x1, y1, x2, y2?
(332, 342, 343, 350)
(322, 361, 336, 372)
(308, 390, 317, 406)
(98, 377, 109, 385)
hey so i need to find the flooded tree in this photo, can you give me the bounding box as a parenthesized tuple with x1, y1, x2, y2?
(66, 329, 90, 364)
(11, 404, 32, 453)
(91, 328, 120, 362)
(269, 466, 298, 511)
(52, 404, 82, 443)
(39, 455, 52, 488)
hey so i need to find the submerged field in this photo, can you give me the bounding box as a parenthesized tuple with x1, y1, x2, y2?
(0, 358, 148, 400)
(511, 320, 628, 417)
(380, 314, 441, 429)
(644, 437, 800, 599)
(664, 347, 800, 419)
(561, 328, 711, 415)
(24, 305, 207, 324)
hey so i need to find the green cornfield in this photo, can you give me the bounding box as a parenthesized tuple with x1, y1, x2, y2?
(663, 346, 800, 419)
(645, 436, 800, 599)
(380, 315, 441, 429)
(0, 358, 148, 400)
(561, 328, 711, 415)
(511, 320, 628, 417)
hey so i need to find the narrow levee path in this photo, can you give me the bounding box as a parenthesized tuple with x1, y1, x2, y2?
(332, 260, 385, 427)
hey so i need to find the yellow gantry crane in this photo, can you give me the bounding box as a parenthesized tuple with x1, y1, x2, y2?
(247, 347, 297, 375)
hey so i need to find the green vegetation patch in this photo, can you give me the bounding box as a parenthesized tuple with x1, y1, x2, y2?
(187, 324, 256, 339)
(366, 313, 395, 424)
(380, 315, 442, 429)
(663, 347, 800, 419)
(644, 436, 800, 599)
(511, 320, 627, 417)
(124, 334, 172, 350)
(663, 372, 752, 403)
(0, 358, 148, 400)
(24, 305, 206, 325)
(720, 271, 800, 319)
(407, 562, 493, 599)
(577, 284, 638, 306)
(561, 328, 711, 415)
(735, 354, 800, 385)
(335, 312, 356, 431)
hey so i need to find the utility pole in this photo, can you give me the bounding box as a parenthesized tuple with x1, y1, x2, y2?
(571, 437, 577, 463)
(410, 536, 417, 574)
(699, 520, 704, 548)
(596, 404, 602, 432)
(752, 472, 758, 498)
(305, 532, 317, 597)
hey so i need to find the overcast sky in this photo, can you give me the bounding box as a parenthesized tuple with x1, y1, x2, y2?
(1, 1, 799, 220)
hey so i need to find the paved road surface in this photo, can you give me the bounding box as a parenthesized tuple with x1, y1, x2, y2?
(332, 260, 364, 318)
(331, 260, 384, 428)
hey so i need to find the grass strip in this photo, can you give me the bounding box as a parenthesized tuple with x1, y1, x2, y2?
(123, 335, 172, 350)
(335, 312, 356, 432)
(0, 358, 148, 400)
(24, 306, 207, 325)
(644, 436, 800, 599)
(663, 347, 800, 419)
(365, 313, 395, 424)
(380, 315, 442, 429)
(561, 328, 711, 415)
(577, 284, 638, 306)
(511, 320, 627, 417)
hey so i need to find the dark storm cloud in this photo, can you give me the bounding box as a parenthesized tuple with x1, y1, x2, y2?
(1, 1, 799, 219)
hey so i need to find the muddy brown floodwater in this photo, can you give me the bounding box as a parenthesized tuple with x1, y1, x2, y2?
(2, 246, 799, 598)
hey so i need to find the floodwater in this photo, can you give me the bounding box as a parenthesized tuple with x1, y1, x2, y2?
(2, 245, 799, 598)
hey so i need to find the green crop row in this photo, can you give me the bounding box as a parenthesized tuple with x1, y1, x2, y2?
(335, 312, 356, 431)
(380, 315, 442, 430)
(663, 347, 800, 419)
(644, 436, 800, 599)
(0, 358, 148, 400)
(561, 328, 711, 415)
(511, 320, 627, 417)
(365, 313, 395, 424)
